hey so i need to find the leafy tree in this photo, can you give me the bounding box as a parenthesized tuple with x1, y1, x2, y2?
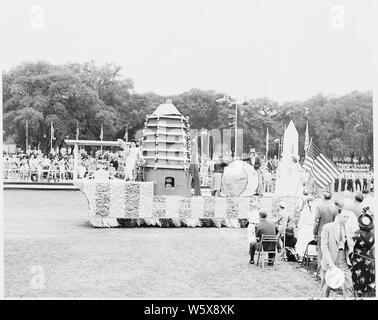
(2, 61, 373, 166)
(3, 61, 104, 154)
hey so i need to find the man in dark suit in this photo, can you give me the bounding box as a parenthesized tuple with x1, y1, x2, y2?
(189, 162, 201, 196)
(340, 172, 346, 191)
(313, 192, 338, 266)
(249, 211, 278, 265)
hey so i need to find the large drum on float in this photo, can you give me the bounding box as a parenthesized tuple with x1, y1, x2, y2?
(221, 160, 259, 197)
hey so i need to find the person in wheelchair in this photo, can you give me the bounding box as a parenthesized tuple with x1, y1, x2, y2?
(281, 220, 297, 249)
(273, 201, 295, 253)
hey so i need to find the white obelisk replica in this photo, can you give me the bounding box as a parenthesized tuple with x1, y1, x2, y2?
(274, 120, 303, 197)
(282, 120, 299, 162)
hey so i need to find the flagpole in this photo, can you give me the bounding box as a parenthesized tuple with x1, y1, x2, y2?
(304, 121, 309, 155)
(125, 124, 128, 142)
(25, 120, 29, 152)
(100, 124, 103, 154)
(265, 126, 269, 163)
(235, 102, 238, 160)
(76, 121, 79, 140)
(50, 121, 53, 153)
(303, 137, 314, 187)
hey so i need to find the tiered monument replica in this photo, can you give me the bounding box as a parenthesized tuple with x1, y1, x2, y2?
(142, 100, 191, 196)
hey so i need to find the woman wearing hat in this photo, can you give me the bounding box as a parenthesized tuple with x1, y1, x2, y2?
(350, 212, 375, 297)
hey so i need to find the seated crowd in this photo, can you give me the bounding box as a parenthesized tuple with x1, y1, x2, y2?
(2, 149, 142, 182)
(247, 191, 375, 298)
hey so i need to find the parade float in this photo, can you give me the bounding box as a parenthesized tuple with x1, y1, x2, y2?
(69, 101, 304, 228)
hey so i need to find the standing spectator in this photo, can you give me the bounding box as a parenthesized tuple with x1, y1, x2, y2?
(36, 154, 43, 181)
(267, 159, 273, 173)
(249, 149, 262, 195)
(334, 173, 340, 193)
(42, 156, 51, 180)
(345, 193, 365, 219)
(210, 156, 226, 197)
(29, 154, 38, 182)
(262, 166, 273, 193)
(362, 190, 375, 217)
(124, 140, 144, 181)
(200, 159, 209, 186)
(3, 154, 11, 180)
(340, 172, 346, 192)
(362, 171, 368, 192)
(320, 209, 355, 297)
(272, 155, 278, 172)
(350, 212, 375, 297)
(189, 162, 201, 196)
(346, 172, 354, 193)
(355, 172, 362, 192)
(59, 157, 66, 180)
(19, 156, 29, 181)
(367, 171, 373, 192)
(313, 192, 338, 268)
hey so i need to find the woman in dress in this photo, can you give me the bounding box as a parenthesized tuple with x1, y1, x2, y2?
(274, 155, 303, 197)
(295, 189, 318, 259)
(350, 212, 375, 297)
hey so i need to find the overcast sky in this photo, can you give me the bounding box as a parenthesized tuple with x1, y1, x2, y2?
(0, 0, 375, 102)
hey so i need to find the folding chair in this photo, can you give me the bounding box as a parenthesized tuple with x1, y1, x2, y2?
(300, 239, 320, 277)
(256, 234, 279, 268)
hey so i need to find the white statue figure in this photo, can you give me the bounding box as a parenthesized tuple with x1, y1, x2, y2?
(274, 155, 304, 197)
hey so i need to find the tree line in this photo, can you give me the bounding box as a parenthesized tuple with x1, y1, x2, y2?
(2, 61, 373, 164)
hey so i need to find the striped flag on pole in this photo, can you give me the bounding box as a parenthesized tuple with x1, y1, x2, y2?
(303, 140, 340, 188)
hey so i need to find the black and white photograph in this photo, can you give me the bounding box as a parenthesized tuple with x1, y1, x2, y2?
(0, 0, 376, 303)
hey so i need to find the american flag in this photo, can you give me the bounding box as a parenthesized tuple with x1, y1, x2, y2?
(303, 140, 340, 188)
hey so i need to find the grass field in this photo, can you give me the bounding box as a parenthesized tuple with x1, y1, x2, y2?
(4, 190, 322, 298)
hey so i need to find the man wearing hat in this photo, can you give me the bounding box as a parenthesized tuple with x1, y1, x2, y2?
(320, 209, 355, 297)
